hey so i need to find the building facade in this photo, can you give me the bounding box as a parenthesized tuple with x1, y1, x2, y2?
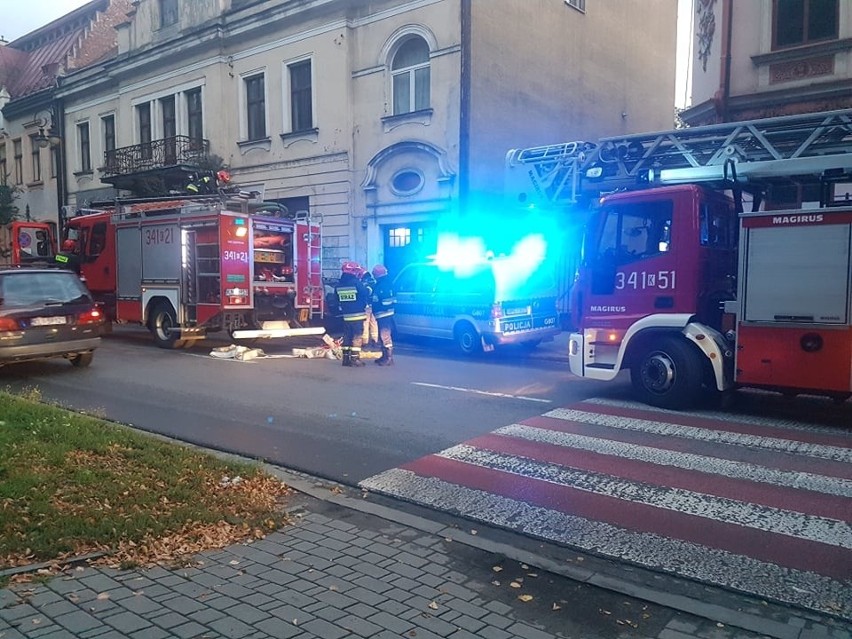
(19, 0, 677, 278)
(682, 0, 851, 125)
(0, 0, 131, 228)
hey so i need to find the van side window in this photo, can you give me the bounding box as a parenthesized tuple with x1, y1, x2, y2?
(395, 266, 420, 293)
(89, 222, 108, 256)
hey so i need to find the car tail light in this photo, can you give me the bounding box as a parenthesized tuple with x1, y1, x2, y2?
(77, 308, 103, 325)
(0, 317, 19, 330)
(490, 303, 503, 320)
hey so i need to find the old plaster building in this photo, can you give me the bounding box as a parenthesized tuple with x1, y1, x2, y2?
(682, 0, 851, 125)
(0, 0, 131, 229)
(34, 0, 676, 277)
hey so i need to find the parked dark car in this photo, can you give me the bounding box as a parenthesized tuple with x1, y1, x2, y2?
(0, 267, 103, 368)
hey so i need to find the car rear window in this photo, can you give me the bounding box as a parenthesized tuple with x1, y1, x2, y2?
(0, 272, 92, 308)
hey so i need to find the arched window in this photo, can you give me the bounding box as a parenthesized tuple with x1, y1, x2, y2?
(391, 37, 430, 115)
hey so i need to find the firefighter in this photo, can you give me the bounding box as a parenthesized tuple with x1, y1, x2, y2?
(54, 239, 82, 274)
(334, 261, 370, 367)
(370, 264, 396, 366)
(360, 268, 379, 349)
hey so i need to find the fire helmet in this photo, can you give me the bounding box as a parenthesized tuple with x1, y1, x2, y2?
(341, 261, 363, 276)
(217, 170, 231, 183)
(371, 264, 388, 278)
(61, 239, 77, 252)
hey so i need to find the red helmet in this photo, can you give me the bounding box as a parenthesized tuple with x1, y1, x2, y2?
(217, 170, 231, 183)
(341, 261, 362, 276)
(371, 264, 388, 278)
(61, 239, 77, 252)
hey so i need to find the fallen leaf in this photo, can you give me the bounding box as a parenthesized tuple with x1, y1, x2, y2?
(491, 580, 501, 586)
(552, 603, 561, 611)
(96, 593, 110, 600)
(329, 585, 339, 592)
(470, 529, 477, 535)
(492, 566, 503, 572)
(518, 594, 533, 602)
(521, 564, 529, 569)
(526, 572, 538, 578)
(428, 601, 439, 610)
(600, 609, 611, 615)
(510, 581, 522, 589)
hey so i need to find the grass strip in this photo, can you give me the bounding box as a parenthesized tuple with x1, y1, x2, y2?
(0, 390, 291, 578)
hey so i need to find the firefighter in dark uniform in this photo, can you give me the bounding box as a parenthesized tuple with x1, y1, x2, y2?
(335, 261, 370, 367)
(370, 264, 396, 366)
(54, 239, 82, 275)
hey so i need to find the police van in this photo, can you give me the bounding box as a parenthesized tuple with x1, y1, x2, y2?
(392, 259, 560, 354)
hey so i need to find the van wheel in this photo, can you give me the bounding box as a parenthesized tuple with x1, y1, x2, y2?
(631, 337, 703, 410)
(150, 302, 185, 349)
(455, 322, 481, 355)
(70, 352, 94, 368)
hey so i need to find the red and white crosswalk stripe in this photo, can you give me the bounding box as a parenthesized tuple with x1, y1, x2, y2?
(360, 398, 852, 618)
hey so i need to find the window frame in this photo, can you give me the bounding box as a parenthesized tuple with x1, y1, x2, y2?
(244, 73, 267, 141)
(159, 0, 178, 29)
(287, 58, 314, 133)
(0, 144, 6, 185)
(13, 139, 23, 184)
(390, 36, 431, 116)
(185, 87, 203, 145)
(564, 0, 586, 12)
(77, 122, 91, 173)
(29, 135, 41, 183)
(772, 0, 839, 50)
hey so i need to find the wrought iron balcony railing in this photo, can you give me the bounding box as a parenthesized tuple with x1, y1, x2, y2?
(101, 135, 210, 177)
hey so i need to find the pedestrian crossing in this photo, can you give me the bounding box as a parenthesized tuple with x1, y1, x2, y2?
(359, 397, 852, 618)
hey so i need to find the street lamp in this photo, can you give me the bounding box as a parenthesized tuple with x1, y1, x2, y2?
(33, 123, 61, 149)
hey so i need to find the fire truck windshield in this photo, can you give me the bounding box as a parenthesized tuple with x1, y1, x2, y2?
(593, 200, 673, 265)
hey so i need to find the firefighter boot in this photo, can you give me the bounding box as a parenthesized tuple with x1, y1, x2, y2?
(350, 351, 366, 367)
(342, 350, 352, 367)
(376, 346, 394, 366)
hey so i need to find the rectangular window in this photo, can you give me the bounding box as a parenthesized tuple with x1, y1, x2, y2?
(50, 146, 57, 179)
(159, 0, 178, 28)
(161, 95, 177, 164)
(186, 88, 203, 144)
(77, 123, 91, 172)
(0, 144, 7, 185)
(137, 102, 152, 160)
(288, 60, 313, 132)
(564, 0, 585, 11)
(774, 0, 838, 49)
(13, 139, 22, 184)
(245, 74, 266, 140)
(102, 114, 116, 154)
(29, 136, 41, 183)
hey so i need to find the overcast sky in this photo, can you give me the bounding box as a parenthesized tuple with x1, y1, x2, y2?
(1, 0, 91, 42)
(2, 0, 694, 107)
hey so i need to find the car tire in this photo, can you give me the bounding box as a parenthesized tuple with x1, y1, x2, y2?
(631, 336, 703, 410)
(454, 322, 482, 356)
(70, 351, 94, 368)
(150, 302, 185, 349)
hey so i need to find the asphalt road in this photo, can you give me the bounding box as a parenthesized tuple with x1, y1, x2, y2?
(0, 328, 611, 483)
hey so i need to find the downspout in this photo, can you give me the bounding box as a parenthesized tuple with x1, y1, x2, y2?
(458, 0, 471, 214)
(718, 0, 733, 122)
(53, 97, 68, 234)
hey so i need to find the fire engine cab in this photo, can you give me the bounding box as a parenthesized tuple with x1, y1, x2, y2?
(63, 195, 324, 348)
(506, 109, 852, 408)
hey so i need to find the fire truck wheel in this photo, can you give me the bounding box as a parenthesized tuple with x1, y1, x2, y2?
(150, 302, 185, 349)
(631, 337, 703, 410)
(454, 322, 482, 355)
(70, 352, 94, 368)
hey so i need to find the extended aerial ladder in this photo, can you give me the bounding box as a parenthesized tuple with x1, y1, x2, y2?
(505, 108, 852, 209)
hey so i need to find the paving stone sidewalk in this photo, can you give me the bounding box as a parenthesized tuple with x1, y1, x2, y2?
(2, 488, 848, 639)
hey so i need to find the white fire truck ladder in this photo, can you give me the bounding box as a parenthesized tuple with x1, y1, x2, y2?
(506, 108, 852, 206)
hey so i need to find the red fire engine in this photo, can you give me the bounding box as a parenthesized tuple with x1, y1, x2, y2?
(506, 109, 852, 408)
(0, 220, 56, 267)
(63, 195, 324, 348)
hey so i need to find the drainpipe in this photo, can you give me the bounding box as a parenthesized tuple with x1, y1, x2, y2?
(53, 97, 68, 233)
(458, 0, 471, 214)
(718, 0, 733, 122)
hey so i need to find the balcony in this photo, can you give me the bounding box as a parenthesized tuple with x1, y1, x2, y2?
(100, 135, 211, 194)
